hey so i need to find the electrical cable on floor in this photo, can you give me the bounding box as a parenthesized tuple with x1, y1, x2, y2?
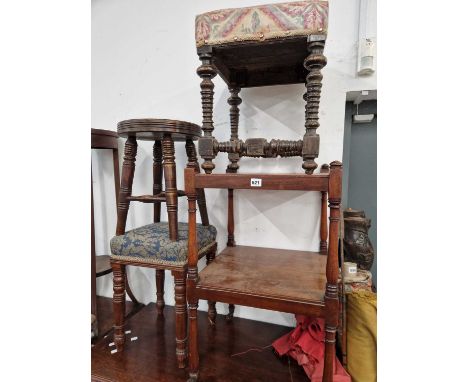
(230, 344, 272, 357)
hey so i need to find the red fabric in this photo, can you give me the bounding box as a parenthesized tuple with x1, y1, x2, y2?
(272, 316, 351, 382)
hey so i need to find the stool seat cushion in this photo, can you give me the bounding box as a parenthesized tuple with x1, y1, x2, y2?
(110, 222, 217, 266)
(195, 0, 328, 47)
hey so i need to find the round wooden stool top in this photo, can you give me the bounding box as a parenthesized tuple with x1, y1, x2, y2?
(117, 119, 201, 141)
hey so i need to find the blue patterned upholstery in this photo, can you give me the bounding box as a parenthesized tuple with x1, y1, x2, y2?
(110, 222, 217, 266)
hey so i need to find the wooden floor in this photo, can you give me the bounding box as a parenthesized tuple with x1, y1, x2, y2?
(92, 298, 309, 382)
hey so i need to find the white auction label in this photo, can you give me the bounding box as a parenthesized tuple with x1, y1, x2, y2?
(250, 178, 262, 187)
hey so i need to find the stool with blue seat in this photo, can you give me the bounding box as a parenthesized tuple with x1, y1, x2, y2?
(109, 118, 217, 369)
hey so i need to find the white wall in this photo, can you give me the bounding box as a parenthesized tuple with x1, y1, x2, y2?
(92, 0, 376, 327)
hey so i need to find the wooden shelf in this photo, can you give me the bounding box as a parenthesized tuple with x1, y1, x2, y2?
(195, 245, 327, 316)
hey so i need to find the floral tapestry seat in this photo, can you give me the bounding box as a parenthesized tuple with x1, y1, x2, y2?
(195, 0, 329, 47)
(110, 222, 217, 267)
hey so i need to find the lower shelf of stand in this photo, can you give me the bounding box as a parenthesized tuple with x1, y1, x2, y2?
(195, 245, 327, 316)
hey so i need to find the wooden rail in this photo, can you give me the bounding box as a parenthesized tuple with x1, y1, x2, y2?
(194, 173, 329, 191)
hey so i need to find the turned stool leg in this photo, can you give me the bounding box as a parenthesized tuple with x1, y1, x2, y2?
(162, 134, 178, 241)
(188, 299, 199, 381)
(112, 262, 126, 351)
(172, 270, 187, 369)
(185, 139, 209, 226)
(320, 164, 330, 254)
(226, 189, 236, 322)
(197, 49, 217, 174)
(186, 139, 217, 324)
(153, 140, 163, 222)
(206, 244, 217, 325)
(227, 87, 241, 173)
(153, 141, 165, 315)
(155, 269, 165, 315)
(112, 136, 137, 351)
(302, 37, 326, 175)
(116, 136, 137, 235)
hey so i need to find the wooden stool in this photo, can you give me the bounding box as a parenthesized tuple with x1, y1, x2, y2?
(91, 128, 140, 339)
(110, 119, 218, 369)
(194, 0, 329, 322)
(195, 0, 328, 174)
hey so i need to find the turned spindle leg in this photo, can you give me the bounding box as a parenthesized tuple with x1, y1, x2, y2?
(188, 300, 199, 381)
(227, 87, 242, 173)
(116, 136, 137, 235)
(173, 270, 187, 369)
(186, 168, 200, 381)
(197, 49, 217, 174)
(323, 161, 342, 382)
(153, 141, 165, 315)
(155, 270, 165, 315)
(226, 188, 236, 321)
(112, 262, 126, 351)
(153, 140, 163, 222)
(302, 36, 327, 174)
(185, 139, 209, 226)
(162, 134, 178, 241)
(206, 244, 218, 325)
(320, 164, 330, 253)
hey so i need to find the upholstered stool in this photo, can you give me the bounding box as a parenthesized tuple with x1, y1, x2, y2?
(195, 0, 329, 174)
(193, 0, 329, 324)
(110, 119, 217, 368)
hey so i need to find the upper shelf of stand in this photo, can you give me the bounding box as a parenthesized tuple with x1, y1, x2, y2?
(195, 1, 329, 88)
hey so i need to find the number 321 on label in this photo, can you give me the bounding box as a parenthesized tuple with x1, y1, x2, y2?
(250, 178, 262, 187)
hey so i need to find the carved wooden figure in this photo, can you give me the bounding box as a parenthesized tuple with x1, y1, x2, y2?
(195, 1, 329, 174)
(185, 161, 343, 382)
(109, 119, 218, 369)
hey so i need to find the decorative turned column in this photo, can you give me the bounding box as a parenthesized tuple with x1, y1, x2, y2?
(320, 163, 330, 253)
(112, 262, 126, 351)
(116, 136, 137, 235)
(162, 134, 178, 241)
(197, 49, 217, 174)
(302, 36, 327, 174)
(172, 270, 188, 369)
(323, 161, 342, 382)
(185, 168, 200, 381)
(153, 140, 163, 222)
(188, 299, 199, 381)
(227, 189, 235, 247)
(155, 269, 165, 315)
(226, 187, 236, 321)
(185, 139, 209, 226)
(206, 243, 218, 325)
(227, 87, 242, 173)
